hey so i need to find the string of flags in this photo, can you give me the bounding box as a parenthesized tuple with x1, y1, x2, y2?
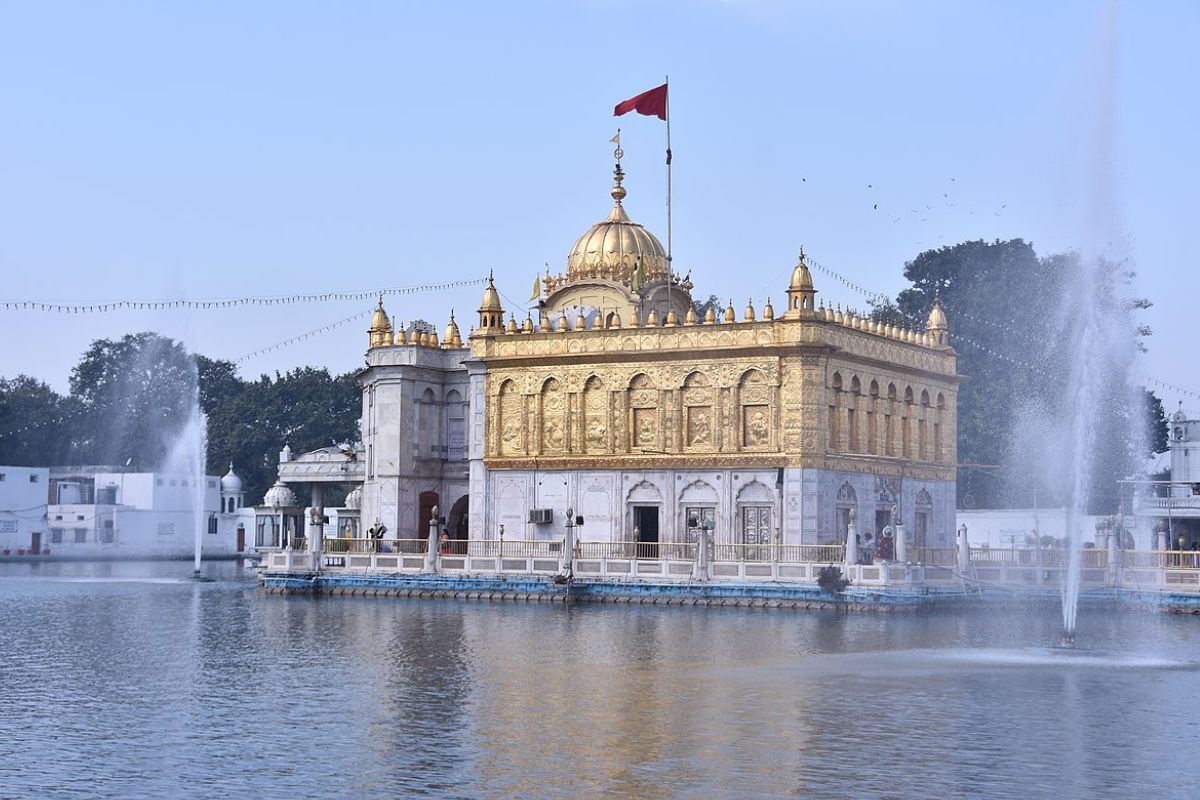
(234, 310, 375, 364)
(0, 278, 484, 314)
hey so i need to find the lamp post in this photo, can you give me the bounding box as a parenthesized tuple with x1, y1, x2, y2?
(562, 507, 577, 576)
(700, 518, 714, 580)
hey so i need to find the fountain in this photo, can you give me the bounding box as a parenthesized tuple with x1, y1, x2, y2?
(159, 377, 211, 580)
(1055, 1, 1139, 642)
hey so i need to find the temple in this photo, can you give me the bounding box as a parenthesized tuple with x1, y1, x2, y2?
(303, 151, 961, 561)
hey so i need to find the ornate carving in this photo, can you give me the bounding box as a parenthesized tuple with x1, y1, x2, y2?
(633, 408, 657, 449)
(743, 405, 770, 447)
(686, 406, 713, 446)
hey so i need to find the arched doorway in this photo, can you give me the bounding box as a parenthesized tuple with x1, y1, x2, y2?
(446, 495, 469, 555)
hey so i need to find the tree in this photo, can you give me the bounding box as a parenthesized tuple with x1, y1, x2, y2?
(0, 376, 75, 466)
(68, 332, 199, 469)
(2, 333, 364, 509)
(692, 294, 721, 319)
(883, 239, 1159, 513)
(203, 367, 360, 506)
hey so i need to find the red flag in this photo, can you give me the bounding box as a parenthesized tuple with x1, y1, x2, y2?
(614, 83, 668, 121)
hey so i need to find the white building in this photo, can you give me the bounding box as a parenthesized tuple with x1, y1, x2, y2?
(1128, 406, 1200, 551)
(0, 466, 50, 555)
(1, 464, 250, 560)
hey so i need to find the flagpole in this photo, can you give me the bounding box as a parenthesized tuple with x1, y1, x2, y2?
(665, 74, 673, 320)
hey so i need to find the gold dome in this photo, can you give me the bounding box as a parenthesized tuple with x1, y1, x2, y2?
(479, 272, 503, 313)
(444, 310, 462, 348)
(789, 248, 814, 291)
(565, 164, 669, 288)
(367, 296, 392, 348)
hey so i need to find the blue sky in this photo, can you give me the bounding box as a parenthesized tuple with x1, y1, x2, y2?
(1, 0, 1196, 408)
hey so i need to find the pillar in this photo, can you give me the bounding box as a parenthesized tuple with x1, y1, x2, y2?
(957, 523, 971, 576)
(895, 522, 908, 564)
(423, 504, 440, 574)
(308, 483, 325, 570)
(844, 519, 859, 567)
(562, 509, 576, 575)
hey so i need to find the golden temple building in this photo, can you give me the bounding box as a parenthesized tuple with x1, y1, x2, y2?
(354, 154, 959, 554)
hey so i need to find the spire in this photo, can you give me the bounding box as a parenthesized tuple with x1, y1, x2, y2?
(607, 161, 630, 223)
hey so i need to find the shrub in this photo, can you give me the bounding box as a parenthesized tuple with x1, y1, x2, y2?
(817, 565, 851, 594)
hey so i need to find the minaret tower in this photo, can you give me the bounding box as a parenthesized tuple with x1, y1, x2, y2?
(476, 271, 504, 334)
(785, 247, 817, 317)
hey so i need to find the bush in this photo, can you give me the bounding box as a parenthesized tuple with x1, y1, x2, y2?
(817, 565, 851, 594)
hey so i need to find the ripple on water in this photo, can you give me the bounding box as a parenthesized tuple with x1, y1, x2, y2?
(2, 561, 1198, 800)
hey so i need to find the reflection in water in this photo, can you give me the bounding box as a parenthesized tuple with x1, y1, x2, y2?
(1, 561, 1197, 799)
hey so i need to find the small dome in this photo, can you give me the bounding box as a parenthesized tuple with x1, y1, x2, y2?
(790, 262, 814, 292)
(220, 463, 243, 494)
(565, 165, 668, 288)
(369, 299, 391, 332)
(927, 298, 949, 331)
(368, 297, 393, 348)
(479, 273, 503, 313)
(444, 310, 462, 347)
(343, 487, 363, 510)
(263, 481, 298, 509)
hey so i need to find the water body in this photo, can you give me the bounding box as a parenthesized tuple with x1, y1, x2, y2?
(2, 562, 1197, 799)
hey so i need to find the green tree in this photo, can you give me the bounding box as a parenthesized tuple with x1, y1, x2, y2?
(203, 367, 360, 506)
(68, 332, 200, 469)
(0, 375, 75, 466)
(884, 239, 1159, 513)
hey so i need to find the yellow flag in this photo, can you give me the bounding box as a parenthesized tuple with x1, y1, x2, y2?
(631, 255, 644, 294)
(529, 273, 541, 302)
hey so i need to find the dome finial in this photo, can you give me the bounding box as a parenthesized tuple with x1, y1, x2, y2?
(611, 162, 627, 206)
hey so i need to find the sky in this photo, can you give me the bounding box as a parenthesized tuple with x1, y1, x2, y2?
(1, 0, 1196, 410)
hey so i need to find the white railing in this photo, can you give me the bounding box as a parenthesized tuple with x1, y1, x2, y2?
(323, 537, 427, 554)
(1124, 550, 1200, 569)
(288, 536, 1200, 596)
(711, 543, 844, 564)
(576, 541, 697, 561)
(1135, 496, 1200, 510)
(969, 546, 1107, 568)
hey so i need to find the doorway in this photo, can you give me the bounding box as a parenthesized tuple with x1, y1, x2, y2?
(446, 495, 470, 555)
(418, 491, 440, 546)
(30, 531, 41, 554)
(633, 506, 659, 559)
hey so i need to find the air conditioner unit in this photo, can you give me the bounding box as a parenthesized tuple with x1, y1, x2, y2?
(528, 508, 554, 525)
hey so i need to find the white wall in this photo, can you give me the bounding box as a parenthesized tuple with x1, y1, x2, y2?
(955, 508, 1122, 548)
(0, 466, 50, 551)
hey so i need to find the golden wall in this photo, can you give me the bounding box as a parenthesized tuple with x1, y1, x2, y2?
(475, 317, 958, 481)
